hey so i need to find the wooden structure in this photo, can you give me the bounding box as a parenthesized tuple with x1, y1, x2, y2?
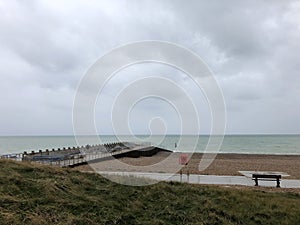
(17, 143, 172, 168)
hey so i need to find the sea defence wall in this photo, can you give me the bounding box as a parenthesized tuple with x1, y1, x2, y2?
(113, 146, 171, 158)
(1, 142, 172, 167)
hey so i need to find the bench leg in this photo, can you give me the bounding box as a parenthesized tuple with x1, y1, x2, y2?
(276, 179, 280, 188)
(254, 178, 258, 186)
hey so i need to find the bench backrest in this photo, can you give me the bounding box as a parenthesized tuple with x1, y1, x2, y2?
(252, 174, 281, 179)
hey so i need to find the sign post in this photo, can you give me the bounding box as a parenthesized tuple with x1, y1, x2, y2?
(179, 154, 189, 182)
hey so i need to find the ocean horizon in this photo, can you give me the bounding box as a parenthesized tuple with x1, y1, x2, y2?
(1, 134, 300, 155)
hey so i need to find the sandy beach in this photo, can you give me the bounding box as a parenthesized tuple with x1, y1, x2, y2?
(74, 152, 300, 179)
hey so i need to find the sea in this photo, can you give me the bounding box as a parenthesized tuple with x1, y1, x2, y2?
(0, 135, 300, 155)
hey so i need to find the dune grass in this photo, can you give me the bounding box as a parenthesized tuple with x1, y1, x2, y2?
(0, 159, 300, 225)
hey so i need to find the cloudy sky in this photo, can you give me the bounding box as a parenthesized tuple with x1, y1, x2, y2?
(0, 0, 300, 135)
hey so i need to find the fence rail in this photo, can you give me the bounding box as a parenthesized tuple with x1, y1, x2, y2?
(1, 142, 154, 167)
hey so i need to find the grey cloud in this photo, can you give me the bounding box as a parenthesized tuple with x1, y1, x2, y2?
(0, 0, 299, 134)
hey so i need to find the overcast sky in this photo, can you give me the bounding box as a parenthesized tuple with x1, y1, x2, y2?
(0, 0, 300, 135)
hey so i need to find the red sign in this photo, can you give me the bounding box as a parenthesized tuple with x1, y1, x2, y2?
(179, 154, 188, 165)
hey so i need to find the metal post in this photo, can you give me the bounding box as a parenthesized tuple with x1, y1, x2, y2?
(180, 170, 182, 183)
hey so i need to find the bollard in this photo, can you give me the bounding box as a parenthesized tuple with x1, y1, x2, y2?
(180, 170, 182, 183)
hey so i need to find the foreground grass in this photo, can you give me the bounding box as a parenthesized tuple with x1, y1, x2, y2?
(0, 160, 300, 225)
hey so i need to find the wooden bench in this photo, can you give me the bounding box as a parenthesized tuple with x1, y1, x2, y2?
(252, 174, 281, 188)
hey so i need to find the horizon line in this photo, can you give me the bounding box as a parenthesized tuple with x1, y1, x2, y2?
(0, 133, 300, 137)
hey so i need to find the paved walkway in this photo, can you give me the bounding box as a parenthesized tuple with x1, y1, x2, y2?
(96, 171, 300, 188)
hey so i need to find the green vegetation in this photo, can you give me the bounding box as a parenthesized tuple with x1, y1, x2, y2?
(0, 160, 300, 225)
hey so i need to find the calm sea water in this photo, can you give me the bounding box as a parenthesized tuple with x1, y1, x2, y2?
(0, 135, 300, 155)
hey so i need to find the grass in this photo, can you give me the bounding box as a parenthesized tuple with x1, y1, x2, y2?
(0, 159, 300, 224)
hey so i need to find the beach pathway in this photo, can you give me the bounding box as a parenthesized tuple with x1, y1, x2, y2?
(96, 171, 300, 188)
